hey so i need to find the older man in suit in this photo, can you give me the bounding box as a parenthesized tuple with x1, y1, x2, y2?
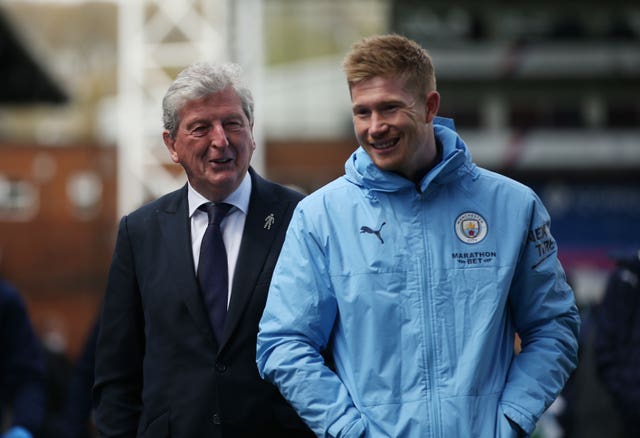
(93, 62, 312, 438)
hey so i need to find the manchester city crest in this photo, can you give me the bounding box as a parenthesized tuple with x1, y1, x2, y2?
(455, 212, 488, 244)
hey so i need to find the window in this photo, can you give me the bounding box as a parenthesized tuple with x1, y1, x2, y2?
(0, 175, 39, 221)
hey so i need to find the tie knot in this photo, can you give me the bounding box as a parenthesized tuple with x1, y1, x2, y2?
(200, 202, 232, 226)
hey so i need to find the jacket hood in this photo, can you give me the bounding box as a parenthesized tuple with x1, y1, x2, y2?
(344, 117, 474, 194)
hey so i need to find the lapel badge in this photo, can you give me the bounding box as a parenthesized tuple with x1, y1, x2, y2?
(264, 213, 275, 230)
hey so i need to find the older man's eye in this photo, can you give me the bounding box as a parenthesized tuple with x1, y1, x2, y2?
(190, 126, 209, 136)
(223, 118, 245, 130)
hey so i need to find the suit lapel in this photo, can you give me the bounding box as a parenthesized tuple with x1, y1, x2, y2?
(165, 185, 216, 344)
(222, 172, 287, 345)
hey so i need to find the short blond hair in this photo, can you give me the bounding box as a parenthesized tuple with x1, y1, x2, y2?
(342, 34, 436, 97)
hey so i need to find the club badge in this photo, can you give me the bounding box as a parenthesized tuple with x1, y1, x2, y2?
(455, 212, 488, 244)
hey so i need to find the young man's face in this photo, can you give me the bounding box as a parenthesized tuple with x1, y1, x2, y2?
(350, 76, 439, 182)
(163, 86, 255, 201)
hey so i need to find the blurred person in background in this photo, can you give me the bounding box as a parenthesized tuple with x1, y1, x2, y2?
(594, 248, 640, 436)
(257, 34, 580, 437)
(554, 272, 621, 438)
(0, 274, 46, 438)
(93, 62, 311, 437)
(57, 321, 98, 438)
(37, 316, 72, 438)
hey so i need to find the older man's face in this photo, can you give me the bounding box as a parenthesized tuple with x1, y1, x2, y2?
(163, 86, 255, 201)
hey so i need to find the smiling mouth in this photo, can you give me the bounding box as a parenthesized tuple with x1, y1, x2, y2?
(210, 158, 233, 164)
(370, 138, 398, 150)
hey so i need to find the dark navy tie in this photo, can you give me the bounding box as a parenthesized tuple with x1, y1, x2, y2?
(198, 202, 232, 344)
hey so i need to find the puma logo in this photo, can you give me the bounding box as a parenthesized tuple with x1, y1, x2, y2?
(360, 222, 386, 244)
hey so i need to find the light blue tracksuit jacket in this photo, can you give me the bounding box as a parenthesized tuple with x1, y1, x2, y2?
(257, 118, 580, 437)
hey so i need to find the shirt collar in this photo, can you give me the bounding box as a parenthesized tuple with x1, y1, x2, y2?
(187, 171, 252, 218)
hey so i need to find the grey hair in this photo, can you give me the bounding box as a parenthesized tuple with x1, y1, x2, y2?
(162, 62, 254, 138)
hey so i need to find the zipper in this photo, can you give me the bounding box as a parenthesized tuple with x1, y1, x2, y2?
(417, 193, 442, 436)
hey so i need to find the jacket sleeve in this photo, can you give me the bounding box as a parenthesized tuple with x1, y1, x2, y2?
(93, 216, 144, 437)
(499, 193, 580, 434)
(0, 281, 46, 435)
(257, 206, 366, 438)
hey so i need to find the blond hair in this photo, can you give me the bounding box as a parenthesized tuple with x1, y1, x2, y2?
(342, 34, 436, 97)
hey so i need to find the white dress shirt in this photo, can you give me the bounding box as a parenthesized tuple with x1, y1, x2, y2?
(188, 172, 251, 307)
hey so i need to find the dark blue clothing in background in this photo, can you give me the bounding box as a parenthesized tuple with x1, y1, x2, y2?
(594, 249, 640, 435)
(58, 321, 97, 438)
(0, 279, 46, 436)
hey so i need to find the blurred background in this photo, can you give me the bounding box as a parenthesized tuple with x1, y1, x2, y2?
(0, 0, 639, 435)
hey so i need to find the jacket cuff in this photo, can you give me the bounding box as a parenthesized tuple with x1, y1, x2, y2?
(501, 402, 536, 436)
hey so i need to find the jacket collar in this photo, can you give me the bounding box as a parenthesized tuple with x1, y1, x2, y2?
(344, 117, 473, 194)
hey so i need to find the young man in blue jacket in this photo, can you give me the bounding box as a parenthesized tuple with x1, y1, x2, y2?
(257, 34, 580, 437)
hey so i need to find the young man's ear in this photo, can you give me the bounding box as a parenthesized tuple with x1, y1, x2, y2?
(425, 90, 440, 123)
